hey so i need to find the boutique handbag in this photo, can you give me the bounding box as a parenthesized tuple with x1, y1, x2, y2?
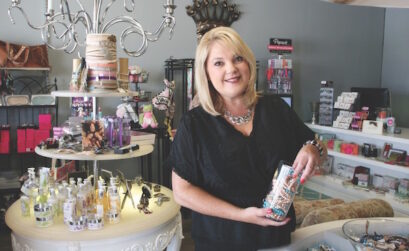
(0, 40, 49, 68)
(5, 95, 30, 106)
(31, 94, 55, 105)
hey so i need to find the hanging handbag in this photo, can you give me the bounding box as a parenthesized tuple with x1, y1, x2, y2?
(0, 40, 50, 68)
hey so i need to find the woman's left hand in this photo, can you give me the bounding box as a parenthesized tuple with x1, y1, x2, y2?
(292, 141, 326, 184)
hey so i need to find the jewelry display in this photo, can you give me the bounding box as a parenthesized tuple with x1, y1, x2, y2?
(224, 108, 253, 125)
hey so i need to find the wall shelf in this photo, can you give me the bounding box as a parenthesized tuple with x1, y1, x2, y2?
(305, 175, 409, 216)
(306, 123, 409, 216)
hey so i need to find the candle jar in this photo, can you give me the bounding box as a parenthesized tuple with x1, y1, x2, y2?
(263, 162, 301, 221)
(34, 203, 53, 227)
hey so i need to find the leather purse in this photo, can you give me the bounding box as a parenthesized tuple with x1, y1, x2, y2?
(5, 95, 30, 106)
(0, 40, 49, 68)
(31, 94, 55, 105)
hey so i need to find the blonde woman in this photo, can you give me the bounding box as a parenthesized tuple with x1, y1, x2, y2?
(170, 27, 326, 250)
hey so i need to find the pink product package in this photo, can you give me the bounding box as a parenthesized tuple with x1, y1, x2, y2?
(39, 114, 52, 130)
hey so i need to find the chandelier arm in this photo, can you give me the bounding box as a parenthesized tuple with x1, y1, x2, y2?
(101, 15, 144, 33)
(120, 27, 148, 57)
(102, 17, 148, 57)
(124, 0, 136, 12)
(40, 22, 73, 51)
(9, 0, 176, 58)
(100, 0, 117, 29)
(96, 0, 104, 33)
(145, 16, 174, 42)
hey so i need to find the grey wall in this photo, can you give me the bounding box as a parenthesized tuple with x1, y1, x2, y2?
(0, 0, 386, 122)
(382, 8, 409, 127)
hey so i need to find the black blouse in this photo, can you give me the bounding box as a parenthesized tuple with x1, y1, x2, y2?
(169, 95, 314, 250)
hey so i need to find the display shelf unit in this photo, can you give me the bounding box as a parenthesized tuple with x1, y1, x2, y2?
(35, 145, 154, 161)
(327, 150, 409, 177)
(48, 90, 147, 188)
(305, 175, 409, 217)
(305, 123, 409, 217)
(51, 90, 139, 98)
(6, 90, 183, 250)
(6, 185, 182, 251)
(308, 123, 409, 145)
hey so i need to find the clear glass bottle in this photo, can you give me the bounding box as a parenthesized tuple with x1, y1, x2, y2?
(76, 183, 87, 216)
(57, 184, 67, 216)
(47, 187, 58, 217)
(21, 168, 38, 199)
(36, 188, 48, 205)
(63, 187, 76, 224)
(107, 177, 121, 214)
(95, 180, 107, 218)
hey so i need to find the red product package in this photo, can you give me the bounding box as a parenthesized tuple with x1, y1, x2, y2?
(38, 114, 52, 130)
(35, 129, 50, 147)
(25, 128, 36, 152)
(341, 143, 359, 155)
(17, 127, 26, 153)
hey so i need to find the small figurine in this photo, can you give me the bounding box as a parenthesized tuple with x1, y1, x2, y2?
(139, 104, 158, 129)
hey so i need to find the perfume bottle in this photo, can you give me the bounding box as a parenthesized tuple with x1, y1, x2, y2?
(95, 180, 107, 218)
(57, 184, 67, 216)
(48, 187, 58, 217)
(21, 168, 38, 199)
(107, 177, 121, 223)
(63, 187, 77, 224)
(76, 183, 87, 216)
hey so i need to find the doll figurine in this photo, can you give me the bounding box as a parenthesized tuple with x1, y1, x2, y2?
(139, 104, 158, 129)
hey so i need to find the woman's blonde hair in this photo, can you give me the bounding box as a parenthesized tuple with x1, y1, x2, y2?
(194, 26, 258, 116)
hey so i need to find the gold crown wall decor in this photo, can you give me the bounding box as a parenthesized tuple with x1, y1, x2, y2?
(186, 0, 240, 41)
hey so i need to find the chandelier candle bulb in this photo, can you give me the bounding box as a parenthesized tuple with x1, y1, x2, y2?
(47, 0, 53, 12)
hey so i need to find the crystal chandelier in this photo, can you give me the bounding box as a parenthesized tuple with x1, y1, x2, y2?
(8, 0, 176, 57)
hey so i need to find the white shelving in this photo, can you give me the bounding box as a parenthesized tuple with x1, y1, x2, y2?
(328, 150, 409, 176)
(308, 123, 409, 145)
(305, 176, 409, 217)
(305, 123, 409, 216)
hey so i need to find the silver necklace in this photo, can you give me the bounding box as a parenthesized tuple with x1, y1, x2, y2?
(224, 108, 253, 125)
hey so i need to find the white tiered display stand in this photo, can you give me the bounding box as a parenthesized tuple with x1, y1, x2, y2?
(5, 90, 182, 251)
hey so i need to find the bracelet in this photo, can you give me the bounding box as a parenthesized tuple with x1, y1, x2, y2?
(304, 139, 324, 157)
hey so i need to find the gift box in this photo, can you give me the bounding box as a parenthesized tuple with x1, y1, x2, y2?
(0, 126, 10, 154)
(340, 143, 359, 155)
(35, 129, 50, 147)
(17, 127, 26, 153)
(39, 114, 52, 130)
(25, 127, 36, 152)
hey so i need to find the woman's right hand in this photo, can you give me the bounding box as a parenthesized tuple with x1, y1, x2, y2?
(239, 207, 291, 227)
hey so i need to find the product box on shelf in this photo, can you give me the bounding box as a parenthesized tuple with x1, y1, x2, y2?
(0, 125, 10, 154)
(332, 163, 355, 180)
(319, 81, 334, 126)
